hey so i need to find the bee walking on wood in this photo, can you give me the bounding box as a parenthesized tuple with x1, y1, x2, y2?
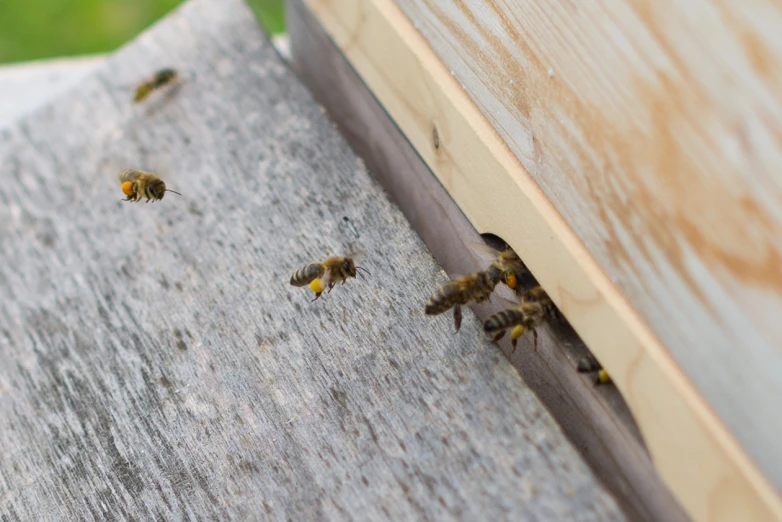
(425, 271, 496, 332)
(118, 169, 181, 203)
(133, 68, 179, 103)
(290, 256, 370, 301)
(577, 354, 612, 386)
(483, 286, 558, 352)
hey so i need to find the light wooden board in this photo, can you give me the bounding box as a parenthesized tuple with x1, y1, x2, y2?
(287, 1, 688, 520)
(0, 55, 104, 127)
(390, 0, 782, 496)
(302, 0, 782, 520)
(0, 0, 625, 520)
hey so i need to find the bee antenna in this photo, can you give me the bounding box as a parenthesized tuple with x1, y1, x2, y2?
(355, 266, 371, 277)
(165, 189, 182, 196)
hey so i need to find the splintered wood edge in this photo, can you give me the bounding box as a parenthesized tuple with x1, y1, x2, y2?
(301, 0, 782, 520)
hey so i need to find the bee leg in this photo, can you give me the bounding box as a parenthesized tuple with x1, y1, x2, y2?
(311, 292, 322, 302)
(492, 331, 505, 342)
(532, 329, 538, 351)
(511, 337, 518, 354)
(453, 306, 462, 332)
(327, 282, 335, 293)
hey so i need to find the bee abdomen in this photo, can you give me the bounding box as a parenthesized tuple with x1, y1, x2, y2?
(290, 263, 323, 287)
(425, 284, 457, 315)
(484, 310, 524, 333)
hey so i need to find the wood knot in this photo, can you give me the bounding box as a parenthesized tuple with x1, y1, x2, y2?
(431, 123, 440, 150)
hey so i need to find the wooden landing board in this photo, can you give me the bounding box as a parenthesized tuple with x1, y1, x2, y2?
(287, 1, 688, 521)
(0, 0, 624, 520)
(0, 55, 103, 127)
(391, 0, 782, 501)
(301, 0, 782, 520)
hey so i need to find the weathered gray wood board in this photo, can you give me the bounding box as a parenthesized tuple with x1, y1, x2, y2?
(0, 55, 103, 127)
(0, 0, 624, 520)
(286, 1, 687, 521)
(390, 0, 782, 492)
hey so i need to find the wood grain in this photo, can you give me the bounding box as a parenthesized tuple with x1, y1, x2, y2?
(0, 0, 625, 520)
(391, 0, 782, 495)
(302, 0, 782, 520)
(0, 55, 103, 127)
(287, 1, 688, 520)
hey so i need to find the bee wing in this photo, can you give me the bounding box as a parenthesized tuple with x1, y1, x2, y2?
(117, 169, 144, 183)
(467, 240, 507, 262)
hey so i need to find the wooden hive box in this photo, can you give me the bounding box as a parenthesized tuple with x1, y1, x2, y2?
(288, 0, 782, 521)
(0, 0, 633, 520)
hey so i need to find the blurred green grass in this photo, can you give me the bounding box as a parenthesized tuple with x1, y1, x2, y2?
(0, 0, 285, 64)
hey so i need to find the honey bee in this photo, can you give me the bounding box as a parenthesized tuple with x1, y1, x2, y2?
(577, 354, 612, 385)
(425, 271, 496, 332)
(483, 286, 558, 352)
(484, 247, 533, 293)
(133, 68, 179, 103)
(118, 169, 181, 203)
(290, 256, 370, 301)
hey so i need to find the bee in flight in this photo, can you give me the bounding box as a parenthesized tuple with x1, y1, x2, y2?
(577, 354, 612, 386)
(290, 256, 370, 301)
(133, 68, 179, 103)
(117, 169, 182, 203)
(483, 286, 558, 352)
(425, 271, 496, 332)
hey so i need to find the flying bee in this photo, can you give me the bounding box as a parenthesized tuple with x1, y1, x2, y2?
(425, 271, 496, 332)
(133, 68, 179, 103)
(471, 242, 535, 295)
(577, 354, 612, 386)
(290, 256, 370, 301)
(483, 286, 558, 352)
(117, 169, 182, 203)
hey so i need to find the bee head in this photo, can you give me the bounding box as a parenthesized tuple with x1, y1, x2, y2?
(343, 257, 370, 279)
(149, 179, 182, 200)
(149, 179, 168, 200)
(157, 68, 178, 82)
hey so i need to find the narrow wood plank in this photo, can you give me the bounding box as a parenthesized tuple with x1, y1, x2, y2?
(391, 0, 782, 497)
(302, 0, 782, 520)
(0, 0, 624, 520)
(287, 1, 688, 520)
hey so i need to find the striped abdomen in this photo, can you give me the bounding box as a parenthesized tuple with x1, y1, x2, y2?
(425, 281, 461, 315)
(290, 263, 324, 287)
(484, 309, 524, 334)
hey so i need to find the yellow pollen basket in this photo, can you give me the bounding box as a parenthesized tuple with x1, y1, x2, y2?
(597, 370, 612, 384)
(309, 278, 326, 294)
(505, 273, 518, 289)
(510, 325, 525, 340)
(121, 181, 135, 196)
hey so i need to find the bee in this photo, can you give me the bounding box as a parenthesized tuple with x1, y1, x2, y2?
(484, 247, 533, 293)
(133, 68, 178, 103)
(425, 271, 496, 332)
(577, 354, 612, 386)
(483, 286, 558, 352)
(290, 256, 370, 301)
(118, 169, 182, 203)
